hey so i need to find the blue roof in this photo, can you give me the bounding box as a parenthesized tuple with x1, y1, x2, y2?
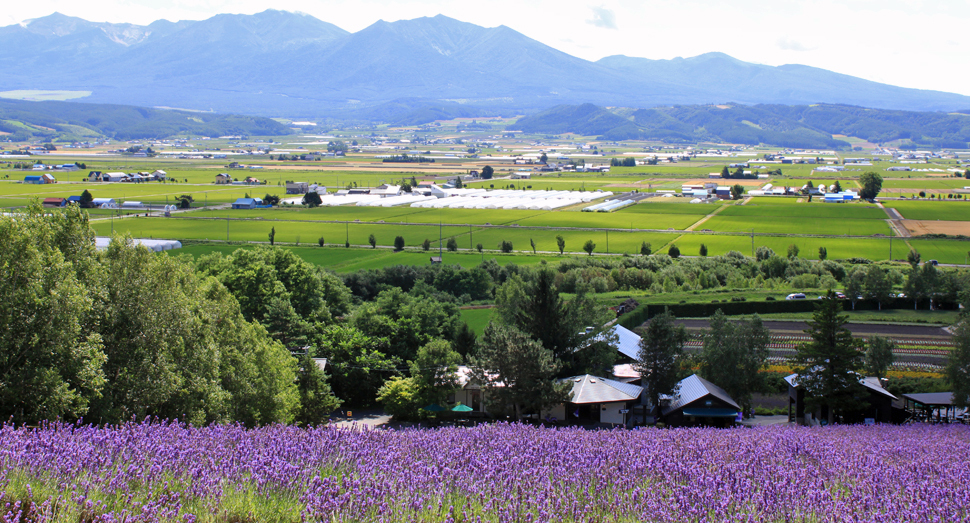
(24, 175, 42, 180)
(66, 195, 82, 202)
(234, 198, 256, 204)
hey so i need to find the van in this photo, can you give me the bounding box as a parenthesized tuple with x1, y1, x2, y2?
(786, 293, 806, 300)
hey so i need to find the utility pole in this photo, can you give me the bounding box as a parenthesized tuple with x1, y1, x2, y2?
(889, 236, 893, 262)
(469, 224, 472, 250)
(227, 218, 229, 241)
(606, 229, 609, 254)
(751, 229, 754, 257)
(439, 220, 443, 258)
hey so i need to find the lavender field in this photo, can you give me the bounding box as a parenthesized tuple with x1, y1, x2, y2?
(0, 422, 967, 522)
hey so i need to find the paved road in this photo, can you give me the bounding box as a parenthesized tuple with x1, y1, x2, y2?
(675, 319, 952, 338)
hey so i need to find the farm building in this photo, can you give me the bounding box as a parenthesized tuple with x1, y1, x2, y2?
(152, 170, 167, 180)
(286, 182, 309, 194)
(87, 171, 103, 181)
(450, 365, 489, 414)
(215, 173, 232, 184)
(64, 195, 82, 206)
(823, 191, 858, 202)
(901, 392, 964, 423)
(660, 374, 741, 428)
(56, 164, 79, 171)
(371, 184, 402, 197)
(92, 198, 117, 208)
(42, 198, 65, 207)
(102, 172, 127, 182)
(23, 173, 55, 184)
(543, 375, 643, 426)
(121, 201, 144, 209)
(231, 197, 263, 209)
(785, 373, 899, 425)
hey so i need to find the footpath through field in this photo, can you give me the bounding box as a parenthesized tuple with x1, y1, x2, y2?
(685, 203, 730, 231)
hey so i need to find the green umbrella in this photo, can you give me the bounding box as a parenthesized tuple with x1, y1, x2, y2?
(452, 403, 474, 412)
(421, 403, 445, 412)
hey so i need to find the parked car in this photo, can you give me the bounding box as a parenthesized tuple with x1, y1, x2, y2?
(927, 259, 939, 266)
(786, 293, 807, 300)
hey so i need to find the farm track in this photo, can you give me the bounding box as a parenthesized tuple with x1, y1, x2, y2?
(685, 204, 729, 231)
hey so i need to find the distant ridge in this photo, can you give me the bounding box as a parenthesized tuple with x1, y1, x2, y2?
(0, 98, 292, 140)
(2, 11, 969, 117)
(511, 103, 970, 150)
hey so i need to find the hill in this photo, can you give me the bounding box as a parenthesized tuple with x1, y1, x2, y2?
(0, 99, 292, 140)
(2, 12, 969, 116)
(511, 103, 970, 149)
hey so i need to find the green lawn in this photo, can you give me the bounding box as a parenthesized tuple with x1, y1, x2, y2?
(459, 308, 496, 335)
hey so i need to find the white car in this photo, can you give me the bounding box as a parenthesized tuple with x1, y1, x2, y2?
(786, 293, 807, 300)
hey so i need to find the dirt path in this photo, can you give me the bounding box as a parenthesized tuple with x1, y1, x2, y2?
(877, 202, 912, 238)
(685, 204, 729, 231)
(741, 197, 753, 205)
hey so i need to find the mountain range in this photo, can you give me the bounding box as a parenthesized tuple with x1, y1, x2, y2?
(2, 10, 970, 118)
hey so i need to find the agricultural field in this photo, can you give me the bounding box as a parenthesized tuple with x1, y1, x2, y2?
(884, 200, 970, 221)
(668, 234, 897, 261)
(718, 201, 886, 220)
(699, 215, 892, 236)
(0, 422, 966, 522)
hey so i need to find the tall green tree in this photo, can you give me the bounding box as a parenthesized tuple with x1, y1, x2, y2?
(470, 322, 570, 420)
(844, 267, 865, 310)
(302, 191, 322, 207)
(859, 171, 883, 200)
(583, 240, 595, 256)
(556, 235, 565, 255)
(0, 206, 106, 424)
(317, 324, 401, 407)
(904, 263, 938, 310)
(481, 165, 494, 180)
(495, 270, 615, 376)
(946, 317, 970, 409)
(634, 308, 688, 422)
(864, 337, 896, 380)
(409, 339, 462, 405)
(864, 265, 893, 310)
(791, 292, 866, 424)
(698, 310, 770, 417)
(640, 242, 652, 256)
(295, 353, 341, 425)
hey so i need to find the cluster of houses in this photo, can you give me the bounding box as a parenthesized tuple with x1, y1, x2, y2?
(86, 170, 167, 182)
(447, 323, 956, 428)
(216, 173, 262, 185)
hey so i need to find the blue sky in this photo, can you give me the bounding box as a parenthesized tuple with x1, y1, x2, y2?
(10, 0, 970, 96)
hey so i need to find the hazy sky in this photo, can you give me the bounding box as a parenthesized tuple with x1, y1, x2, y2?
(9, 0, 970, 96)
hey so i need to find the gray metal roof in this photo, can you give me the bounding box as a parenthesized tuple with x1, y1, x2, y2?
(562, 375, 643, 404)
(786, 372, 897, 400)
(663, 374, 740, 415)
(902, 392, 954, 406)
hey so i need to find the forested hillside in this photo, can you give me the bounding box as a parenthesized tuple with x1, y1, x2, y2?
(0, 99, 292, 140)
(512, 103, 970, 149)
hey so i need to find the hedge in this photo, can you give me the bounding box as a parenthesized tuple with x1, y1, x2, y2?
(617, 297, 946, 330)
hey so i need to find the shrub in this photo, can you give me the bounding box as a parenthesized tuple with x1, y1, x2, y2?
(394, 236, 405, 251)
(318, 237, 324, 247)
(500, 240, 513, 253)
(668, 244, 680, 258)
(446, 238, 458, 252)
(422, 239, 432, 251)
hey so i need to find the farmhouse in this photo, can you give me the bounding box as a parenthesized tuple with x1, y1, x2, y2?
(23, 173, 55, 184)
(215, 173, 232, 184)
(543, 375, 643, 426)
(102, 172, 127, 182)
(785, 373, 898, 425)
(286, 182, 309, 194)
(231, 197, 264, 209)
(152, 170, 167, 180)
(92, 198, 117, 208)
(660, 374, 741, 428)
(42, 198, 65, 207)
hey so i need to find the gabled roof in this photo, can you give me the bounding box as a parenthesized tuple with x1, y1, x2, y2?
(785, 372, 897, 400)
(599, 324, 640, 360)
(663, 374, 740, 414)
(562, 374, 642, 404)
(233, 198, 257, 204)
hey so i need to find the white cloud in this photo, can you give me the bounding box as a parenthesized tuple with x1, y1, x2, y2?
(776, 37, 814, 52)
(586, 6, 617, 29)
